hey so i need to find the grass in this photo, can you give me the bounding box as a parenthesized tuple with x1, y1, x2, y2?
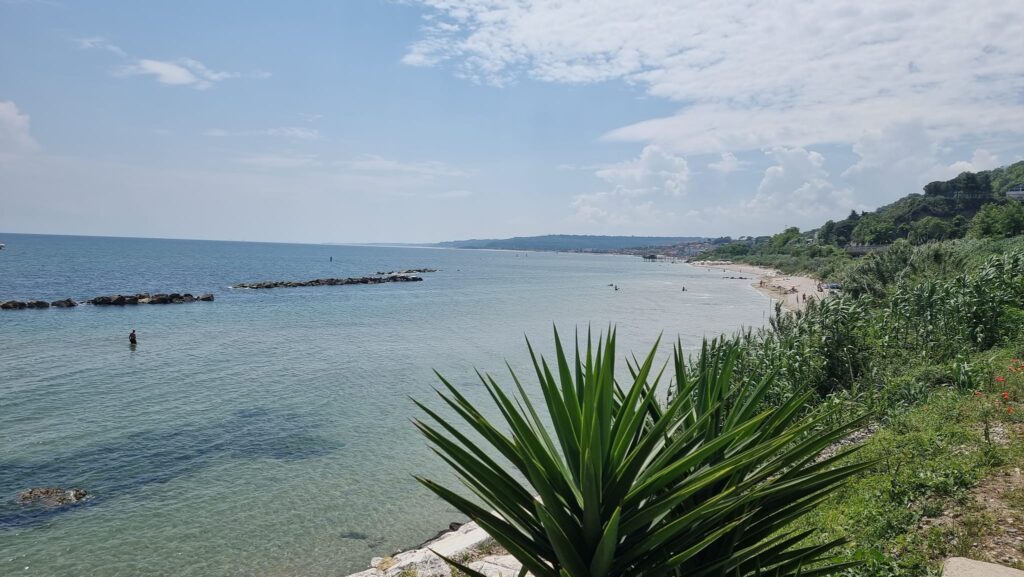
(786, 342, 1024, 576)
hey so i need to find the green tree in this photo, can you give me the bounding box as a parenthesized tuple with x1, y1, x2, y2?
(851, 214, 896, 245)
(907, 216, 955, 244)
(819, 220, 837, 245)
(769, 226, 802, 251)
(968, 202, 1024, 239)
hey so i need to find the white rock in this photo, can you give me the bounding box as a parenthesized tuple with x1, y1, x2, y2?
(347, 570, 384, 577)
(428, 522, 492, 557)
(468, 555, 527, 577)
(385, 548, 451, 577)
(944, 557, 1024, 577)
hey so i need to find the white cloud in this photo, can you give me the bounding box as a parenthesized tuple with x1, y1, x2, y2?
(748, 147, 853, 218)
(238, 154, 319, 169)
(596, 145, 689, 197)
(571, 189, 672, 228)
(262, 127, 319, 140)
(341, 154, 467, 178)
(408, 0, 1024, 229)
(406, 1, 1024, 155)
(206, 127, 320, 140)
(0, 100, 38, 160)
(75, 36, 126, 57)
(570, 145, 687, 226)
(941, 149, 1002, 179)
(839, 122, 1008, 206)
(78, 36, 267, 90)
(708, 152, 745, 174)
(118, 58, 238, 89)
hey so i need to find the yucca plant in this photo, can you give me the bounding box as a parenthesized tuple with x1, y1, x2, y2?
(413, 329, 871, 577)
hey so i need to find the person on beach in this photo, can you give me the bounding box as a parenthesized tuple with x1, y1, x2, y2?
(129, 329, 137, 345)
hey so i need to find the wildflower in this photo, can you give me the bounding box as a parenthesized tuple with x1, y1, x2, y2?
(975, 390, 983, 396)
(997, 376, 1007, 383)
(1004, 392, 1011, 401)
(1009, 407, 1015, 414)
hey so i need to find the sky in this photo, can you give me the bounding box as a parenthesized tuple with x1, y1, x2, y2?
(1, 0, 1022, 243)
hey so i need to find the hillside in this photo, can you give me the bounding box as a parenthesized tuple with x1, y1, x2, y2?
(818, 160, 1024, 245)
(436, 234, 703, 252)
(703, 160, 1024, 277)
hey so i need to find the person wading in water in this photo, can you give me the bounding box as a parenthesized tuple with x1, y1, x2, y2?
(129, 329, 137, 345)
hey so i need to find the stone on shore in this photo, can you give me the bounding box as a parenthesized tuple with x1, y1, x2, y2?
(944, 558, 1024, 576)
(18, 487, 88, 507)
(468, 555, 525, 577)
(349, 522, 507, 577)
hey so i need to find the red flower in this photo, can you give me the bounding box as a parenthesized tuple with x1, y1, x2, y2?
(997, 376, 1007, 383)
(1003, 392, 1011, 401)
(975, 390, 983, 396)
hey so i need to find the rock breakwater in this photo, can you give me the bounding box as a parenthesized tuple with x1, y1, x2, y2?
(375, 268, 438, 275)
(233, 275, 423, 290)
(89, 292, 214, 305)
(1, 293, 213, 310)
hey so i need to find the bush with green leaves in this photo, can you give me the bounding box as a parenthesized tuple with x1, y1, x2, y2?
(414, 330, 870, 577)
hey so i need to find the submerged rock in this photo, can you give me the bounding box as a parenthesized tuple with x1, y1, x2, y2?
(50, 298, 78, 307)
(25, 300, 50, 308)
(18, 487, 88, 507)
(1, 300, 26, 309)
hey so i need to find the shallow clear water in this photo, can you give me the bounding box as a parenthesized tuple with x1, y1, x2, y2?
(0, 233, 772, 577)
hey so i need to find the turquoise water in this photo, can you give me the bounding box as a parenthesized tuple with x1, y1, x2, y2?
(0, 233, 772, 577)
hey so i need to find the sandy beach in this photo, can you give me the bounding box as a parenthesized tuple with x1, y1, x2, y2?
(689, 260, 828, 311)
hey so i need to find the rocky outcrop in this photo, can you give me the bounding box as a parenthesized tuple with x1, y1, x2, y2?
(375, 269, 439, 275)
(51, 298, 78, 307)
(233, 276, 423, 290)
(26, 300, 50, 308)
(89, 293, 213, 306)
(18, 487, 88, 507)
(1, 300, 27, 309)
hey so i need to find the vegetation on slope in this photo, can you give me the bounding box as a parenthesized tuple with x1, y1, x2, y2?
(417, 238, 1024, 577)
(704, 161, 1024, 278)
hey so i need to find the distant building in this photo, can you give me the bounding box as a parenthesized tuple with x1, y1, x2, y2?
(1008, 184, 1024, 201)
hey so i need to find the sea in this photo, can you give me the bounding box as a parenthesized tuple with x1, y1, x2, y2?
(0, 233, 774, 577)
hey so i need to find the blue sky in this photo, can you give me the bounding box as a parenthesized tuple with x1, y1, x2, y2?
(1, 0, 1022, 243)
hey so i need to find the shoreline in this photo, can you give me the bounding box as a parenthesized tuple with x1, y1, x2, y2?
(688, 260, 827, 312)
